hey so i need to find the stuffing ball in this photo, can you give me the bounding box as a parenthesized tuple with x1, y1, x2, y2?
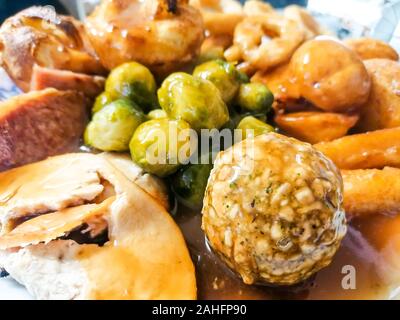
(202, 133, 347, 285)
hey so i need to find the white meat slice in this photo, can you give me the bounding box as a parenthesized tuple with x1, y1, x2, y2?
(0, 241, 88, 300)
(0, 153, 194, 300)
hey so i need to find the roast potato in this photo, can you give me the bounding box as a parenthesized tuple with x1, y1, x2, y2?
(315, 127, 400, 170)
(342, 167, 400, 217)
(275, 111, 359, 144)
(290, 39, 371, 113)
(252, 39, 371, 114)
(344, 38, 399, 61)
(0, 6, 105, 92)
(355, 59, 400, 132)
(85, 0, 205, 77)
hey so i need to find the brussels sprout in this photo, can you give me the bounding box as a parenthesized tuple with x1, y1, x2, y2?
(105, 62, 158, 111)
(148, 109, 168, 120)
(92, 92, 113, 114)
(223, 107, 267, 131)
(171, 162, 213, 209)
(237, 70, 250, 84)
(158, 72, 229, 131)
(237, 83, 274, 113)
(237, 116, 275, 140)
(130, 119, 197, 177)
(220, 108, 242, 131)
(193, 59, 241, 103)
(84, 99, 145, 152)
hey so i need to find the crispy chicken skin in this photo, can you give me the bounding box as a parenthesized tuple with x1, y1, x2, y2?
(85, 0, 205, 77)
(202, 133, 346, 285)
(0, 153, 194, 300)
(0, 6, 106, 92)
(0, 89, 88, 172)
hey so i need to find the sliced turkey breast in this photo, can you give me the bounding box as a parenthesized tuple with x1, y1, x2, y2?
(0, 153, 194, 300)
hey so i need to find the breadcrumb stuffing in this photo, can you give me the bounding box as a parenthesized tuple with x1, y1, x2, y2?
(202, 133, 346, 285)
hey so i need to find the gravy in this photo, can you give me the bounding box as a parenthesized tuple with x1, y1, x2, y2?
(176, 208, 400, 299)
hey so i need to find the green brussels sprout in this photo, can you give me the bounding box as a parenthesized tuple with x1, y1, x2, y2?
(130, 119, 197, 177)
(92, 92, 113, 114)
(171, 162, 213, 209)
(237, 83, 274, 113)
(237, 70, 250, 84)
(147, 109, 168, 120)
(84, 99, 145, 152)
(237, 116, 275, 140)
(193, 59, 241, 103)
(223, 107, 266, 131)
(221, 108, 243, 131)
(158, 72, 229, 131)
(105, 62, 158, 111)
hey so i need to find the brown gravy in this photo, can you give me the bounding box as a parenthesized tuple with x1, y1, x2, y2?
(176, 208, 400, 300)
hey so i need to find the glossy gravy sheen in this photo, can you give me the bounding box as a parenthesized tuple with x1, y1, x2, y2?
(176, 207, 400, 299)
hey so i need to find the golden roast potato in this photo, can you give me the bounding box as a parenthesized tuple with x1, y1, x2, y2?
(253, 39, 371, 114)
(355, 59, 400, 132)
(290, 38, 371, 113)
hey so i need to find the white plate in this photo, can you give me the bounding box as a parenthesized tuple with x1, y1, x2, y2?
(0, 277, 32, 300)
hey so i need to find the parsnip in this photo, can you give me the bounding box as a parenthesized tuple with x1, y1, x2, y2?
(276, 111, 358, 144)
(342, 167, 400, 217)
(315, 127, 400, 169)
